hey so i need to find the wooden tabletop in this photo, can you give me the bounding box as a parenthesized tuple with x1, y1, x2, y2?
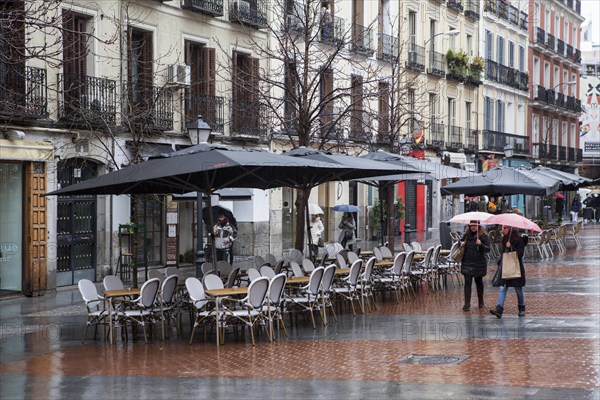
(286, 276, 309, 285)
(205, 287, 248, 297)
(105, 289, 140, 297)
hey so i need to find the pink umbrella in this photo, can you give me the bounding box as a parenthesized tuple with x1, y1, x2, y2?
(449, 211, 494, 224)
(485, 213, 542, 232)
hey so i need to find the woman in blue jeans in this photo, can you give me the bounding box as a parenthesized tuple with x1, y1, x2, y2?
(490, 225, 526, 318)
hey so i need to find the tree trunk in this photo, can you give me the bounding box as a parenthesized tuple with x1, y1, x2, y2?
(294, 188, 308, 252)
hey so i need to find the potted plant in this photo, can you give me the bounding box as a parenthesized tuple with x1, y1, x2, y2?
(446, 49, 469, 81)
(469, 55, 485, 82)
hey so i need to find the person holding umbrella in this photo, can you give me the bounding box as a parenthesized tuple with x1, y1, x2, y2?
(213, 212, 237, 263)
(309, 213, 325, 259)
(459, 220, 491, 311)
(338, 212, 356, 250)
(490, 225, 527, 318)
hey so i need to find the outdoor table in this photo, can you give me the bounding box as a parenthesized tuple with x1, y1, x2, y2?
(374, 260, 394, 268)
(105, 288, 140, 344)
(205, 286, 248, 346)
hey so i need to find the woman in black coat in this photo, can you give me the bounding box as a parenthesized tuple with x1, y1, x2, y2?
(459, 221, 490, 311)
(490, 226, 526, 318)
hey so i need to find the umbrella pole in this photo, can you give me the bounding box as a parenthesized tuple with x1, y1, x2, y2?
(207, 194, 217, 264)
(304, 188, 314, 261)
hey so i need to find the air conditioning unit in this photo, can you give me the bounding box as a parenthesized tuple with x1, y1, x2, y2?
(167, 64, 191, 87)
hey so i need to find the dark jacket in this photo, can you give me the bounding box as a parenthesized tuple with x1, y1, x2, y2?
(498, 234, 526, 287)
(460, 229, 490, 277)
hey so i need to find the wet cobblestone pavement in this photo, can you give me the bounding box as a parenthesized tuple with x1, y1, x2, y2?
(1, 226, 599, 399)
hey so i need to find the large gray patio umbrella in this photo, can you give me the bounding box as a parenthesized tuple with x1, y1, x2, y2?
(46, 143, 355, 263)
(441, 166, 561, 196)
(363, 149, 471, 180)
(533, 166, 593, 191)
(281, 147, 420, 258)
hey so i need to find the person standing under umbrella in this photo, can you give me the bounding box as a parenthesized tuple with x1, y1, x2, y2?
(213, 212, 237, 263)
(459, 221, 491, 311)
(309, 213, 325, 259)
(555, 194, 565, 224)
(338, 212, 356, 250)
(490, 225, 526, 318)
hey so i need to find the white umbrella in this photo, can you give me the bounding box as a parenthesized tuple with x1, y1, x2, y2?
(308, 203, 324, 215)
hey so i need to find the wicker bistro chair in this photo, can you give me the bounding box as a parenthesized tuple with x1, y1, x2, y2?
(290, 262, 305, 278)
(319, 264, 338, 324)
(400, 251, 417, 299)
(346, 251, 359, 264)
(78, 279, 109, 343)
(409, 246, 435, 293)
(436, 242, 461, 289)
(259, 265, 276, 279)
(285, 267, 325, 329)
(332, 259, 363, 315)
(116, 278, 161, 343)
(224, 267, 240, 288)
(158, 274, 181, 338)
(374, 252, 406, 304)
(379, 246, 394, 259)
(263, 273, 288, 339)
(356, 257, 377, 312)
(186, 277, 218, 344)
(222, 277, 270, 345)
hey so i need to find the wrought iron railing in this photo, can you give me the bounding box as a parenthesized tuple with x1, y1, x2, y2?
(407, 43, 425, 71)
(123, 82, 174, 131)
(448, 125, 463, 150)
(559, 146, 567, 160)
(377, 32, 398, 62)
(536, 27, 546, 46)
(320, 15, 345, 45)
(447, 0, 463, 13)
(181, 0, 224, 16)
(464, 0, 479, 19)
(428, 122, 445, 148)
(230, 99, 267, 138)
(0, 63, 47, 119)
(428, 51, 445, 77)
(547, 33, 555, 52)
(465, 129, 479, 151)
(58, 73, 117, 126)
(186, 93, 225, 133)
(229, 0, 267, 29)
(352, 24, 373, 56)
(568, 147, 575, 162)
(482, 130, 529, 154)
(557, 39, 565, 56)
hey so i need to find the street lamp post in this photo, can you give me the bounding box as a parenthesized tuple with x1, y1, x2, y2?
(187, 115, 212, 276)
(423, 29, 460, 49)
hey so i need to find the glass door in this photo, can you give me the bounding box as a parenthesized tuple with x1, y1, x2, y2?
(0, 163, 23, 292)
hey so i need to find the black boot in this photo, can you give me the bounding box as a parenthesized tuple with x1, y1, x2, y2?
(490, 305, 503, 318)
(462, 302, 471, 312)
(518, 305, 526, 317)
(477, 285, 485, 308)
(463, 286, 471, 311)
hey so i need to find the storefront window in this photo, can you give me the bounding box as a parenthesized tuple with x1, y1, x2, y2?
(0, 163, 23, 291)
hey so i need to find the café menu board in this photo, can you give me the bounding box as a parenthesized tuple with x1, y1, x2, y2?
(166, 203, 178, 265)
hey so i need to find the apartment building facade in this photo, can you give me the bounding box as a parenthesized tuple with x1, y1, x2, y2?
(527, 0, 584, 169)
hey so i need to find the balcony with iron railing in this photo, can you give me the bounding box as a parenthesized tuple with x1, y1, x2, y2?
(229, 0, 267, 29)
(519, 11, 528, 30)
(465, 129, 479, 152)
(536, 27, 546, 47)
(123, 82, 174, 131)
(508, 5, 519, 26)
(186, 93, 225, 133)
(464, 0, 479, 20)
(485, 59, 528, 91)
(181, 0, 224, 17)
(559, 145, 567, 161)
(320, 15, 345, 46)
(377, 33, 398, 62)
(0, 63, 48, 119)
(448, 125, 463, 150)
(406, 43, 425, 72)
(482, 130, 529, 154)
(556, 38, 565, 56)
(556, 92, 566, 109)
(230, 99, 267, 138)
(497, 0, 508, 19)
(447, 0, 463, 13)
(58, 73, 117, 127)
(427, 122, 446, 148)
(577, 148, 582, 162)
(351, 24, 374, 56)
(427, 50, 445, 78)
(568, 147, 575, 162)
(566, 44, 573, 59)
(533, 143, 559, 160)
(547, 33, 555, 52)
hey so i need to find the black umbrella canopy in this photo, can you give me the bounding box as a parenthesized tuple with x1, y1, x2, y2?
(281, 147, 420, 186)
(363, 150, 471, 180)
(46, 143, 349, 197)
(441, 166, 561, 196)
